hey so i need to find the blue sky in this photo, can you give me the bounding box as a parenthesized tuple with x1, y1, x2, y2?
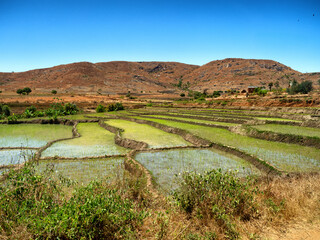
(0, 0, 319, 72)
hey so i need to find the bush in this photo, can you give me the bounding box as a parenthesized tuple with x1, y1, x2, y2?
(25, 105, 36, 114)
(51, 90, 57, 94)
(180, 93, 185, 97)
(1, 105, 11, 116)
(257, 89, 268, 97)
(96, 104, 106, 113)
(108, 102, 124, 112)
(23, 87, 32, 95)
(0, 163, 145, 239)
(173, 170, 259, 238)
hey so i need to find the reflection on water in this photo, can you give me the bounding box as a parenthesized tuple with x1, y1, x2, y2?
(135, 148, 260, 193)
(36, 158, 124, 185)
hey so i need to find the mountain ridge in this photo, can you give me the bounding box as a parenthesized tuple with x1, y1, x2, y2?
(0, 58, 319, 94)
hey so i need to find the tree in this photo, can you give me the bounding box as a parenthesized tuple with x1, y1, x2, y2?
(275, 81, 280, 88)
(96, 104, 106, 113)
(2, 105, 11, 116)
(17, 89, 23, 95)
(51, 90, 57, 95)
(180, 93, 185, 97)
(268, 82, 273, 91)
(23, 87, 32, 95)
(297, 81, 313, 94)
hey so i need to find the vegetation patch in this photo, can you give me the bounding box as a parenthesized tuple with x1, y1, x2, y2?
(36, 158, 124, 185)
(145, 115, 237, 126)
(134, 117, 320, 172)
(135, 148, 260, 193)
(0, 163, 145, 239)
(106, 119, 192, 148)
(252, 124, 320, 138)
(41, 123, 129, 158)
(0, 124, 73, 148)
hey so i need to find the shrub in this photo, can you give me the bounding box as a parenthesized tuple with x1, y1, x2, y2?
(64, 103, 78, 115)
(96, 104, 106, 113)
(180, 93, 185, 97)
(23, 87, 32, 95)
(173, 170, 259, 238)
(0, 163, 145, 239)
(108, 102, 124, 112)
(16, 89, 23, 95)
(25, 105, 36, 114)
(2, 105, 11, 116)
(257, 89, 268, 96)
(51, 90, 57, 94)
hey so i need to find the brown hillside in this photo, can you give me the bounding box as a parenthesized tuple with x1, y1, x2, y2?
(183, 58, 311, 92)
(0, 59, 318, 94)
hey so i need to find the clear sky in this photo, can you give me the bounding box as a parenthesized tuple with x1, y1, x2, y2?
(0, 0, 319, 73)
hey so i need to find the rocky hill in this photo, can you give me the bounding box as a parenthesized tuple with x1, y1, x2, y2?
(0, 59, 318, 94)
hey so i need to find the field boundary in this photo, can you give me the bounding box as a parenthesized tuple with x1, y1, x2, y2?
(242, 125, 320, 149)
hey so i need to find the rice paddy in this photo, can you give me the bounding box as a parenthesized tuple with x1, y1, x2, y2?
(143, 115, 237, 126)
(134, 116, 320, 172)
(105, 119, 192, 148)
(41, 123, 129, 158)
(0, 149, 37, 166)
(36, 158, 124, 185)
(252, 124, 320, 138)
(0, 124, 73, 148)
(135, 148, 261, 193)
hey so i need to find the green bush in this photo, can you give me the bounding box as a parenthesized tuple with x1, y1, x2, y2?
(51, 90, 57, 94)
(180, 93, 185, 97)
(173, 169, 259, 239)
(0, 163, 145, 239)
(96, 104, 106, 113)
(1, 105, 11, 116)
(108, 102, 124, 112)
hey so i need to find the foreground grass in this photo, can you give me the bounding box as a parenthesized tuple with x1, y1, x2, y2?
(1, 163, 319, 239)
(0, 163, 146, 239)
(134, 117, 320, 172)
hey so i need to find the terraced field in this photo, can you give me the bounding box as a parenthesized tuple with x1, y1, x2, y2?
(134, 116, 320, 172)
(41, 123, 128, 158)
(36, 157, 124, 185)
(252, 124, 320, 138)
(106, 119, 192, 148)
(135, 148, 261, 193)
(0, 124, 73, 148)
(142, 115, 237, 126)
(0, 149, 37, 165)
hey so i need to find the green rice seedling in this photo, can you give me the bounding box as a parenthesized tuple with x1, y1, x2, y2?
(41, 123, 129, 158)
(145, 115, 237, 126)
(106, 119, 192, 148)
(252, 124, 320, 138)
(134, 117, 320, 172)
(0, 124, 73, 148)
(36, 158, 124, 185)
(135, 149, 260, 193)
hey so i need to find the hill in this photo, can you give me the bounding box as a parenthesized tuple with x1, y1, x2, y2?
(0, 59, 318, 94)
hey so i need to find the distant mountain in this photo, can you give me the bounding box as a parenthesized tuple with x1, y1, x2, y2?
(0, 59, 318, 94)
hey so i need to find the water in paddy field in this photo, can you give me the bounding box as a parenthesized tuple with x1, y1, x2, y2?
(0, 149, 36, 166)
(36, 158, 124, 185)
(0, 124, 73, 148)
(41, 123, 129, 158)
(135, 148, 261, 193)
